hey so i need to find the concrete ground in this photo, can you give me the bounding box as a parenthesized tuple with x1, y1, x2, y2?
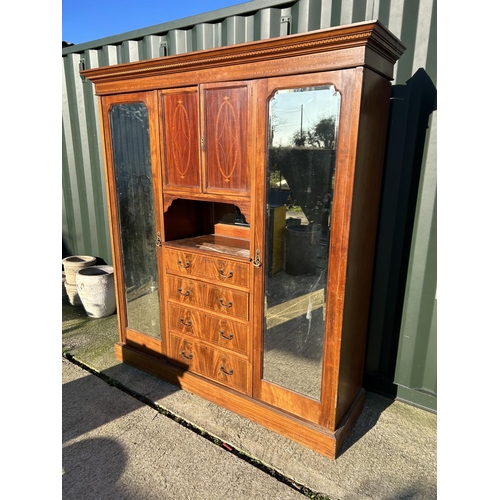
(62, 297, 437, 499)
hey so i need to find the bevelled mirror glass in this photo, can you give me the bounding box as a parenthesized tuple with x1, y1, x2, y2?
(263, 85, 340, 400)
(110, 102, 161, 339)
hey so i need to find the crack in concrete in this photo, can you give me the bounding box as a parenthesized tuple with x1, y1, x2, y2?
(62, 352, 332, 499)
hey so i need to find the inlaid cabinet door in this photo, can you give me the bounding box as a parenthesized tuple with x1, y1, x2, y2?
(200, 82, 250, 195)
(161, 88, 201, 191)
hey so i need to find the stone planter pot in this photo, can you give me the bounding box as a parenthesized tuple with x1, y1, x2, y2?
(63, 255, 97, 285)
(65, 282, 81, 306)
(62, 271, 67, 301)
(76, 265, 116, 318)
(63, 255, 97, 306)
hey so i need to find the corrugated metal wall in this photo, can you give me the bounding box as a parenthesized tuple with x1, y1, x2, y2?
(62, 0, 437, 411)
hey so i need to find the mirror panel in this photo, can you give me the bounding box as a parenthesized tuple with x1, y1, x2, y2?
(263, 86, 340, 400)
(110, 102, 161, 339)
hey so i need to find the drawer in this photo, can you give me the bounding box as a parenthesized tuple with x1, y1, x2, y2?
(169, 333, 250, 394)
(167, 276, 249, 320)
(164, 249, 250, 289)
(168, 303, 249, 355)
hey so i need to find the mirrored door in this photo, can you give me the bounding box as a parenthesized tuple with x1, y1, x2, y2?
(254, 75, 341, 423)
(264, 84, 340, 397)
(103, 93, 163, 342)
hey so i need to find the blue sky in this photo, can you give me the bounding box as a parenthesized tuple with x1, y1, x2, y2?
(63, 0, 249, 45)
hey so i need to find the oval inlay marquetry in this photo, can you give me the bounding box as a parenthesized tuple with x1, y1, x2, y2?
(172, 100, 191, 179)
(215, 96, 239, 183)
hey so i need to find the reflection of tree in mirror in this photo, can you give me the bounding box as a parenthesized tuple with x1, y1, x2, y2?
(267, 86, 339, 221)
(292, 114, 336, 149)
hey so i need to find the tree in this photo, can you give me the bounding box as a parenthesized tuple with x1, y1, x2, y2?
(292, 130, 306, 147)
(292, 114, 336, 149)
(307, 115, 336, 149)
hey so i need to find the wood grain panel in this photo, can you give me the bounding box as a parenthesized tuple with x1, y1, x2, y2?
(167, 276, 249, 320)
(161, 89, 201, 190)
(164, 247, 250, 288)
(169, 332, 249, 393)
(168, 303, 250, 355)
(335, 68, 392, 426)
(202, 84, 249, 194)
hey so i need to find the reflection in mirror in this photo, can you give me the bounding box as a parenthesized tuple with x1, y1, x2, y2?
(263, 86, 340, 400)
(110, 103, 161, 339)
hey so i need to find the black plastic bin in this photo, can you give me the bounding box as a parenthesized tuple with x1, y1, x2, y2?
(285, 224, 321, 275)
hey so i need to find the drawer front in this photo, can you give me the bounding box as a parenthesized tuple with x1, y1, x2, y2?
(164, 250, 203, 276)
(169, 333, 249, 394)
(168, 303, 249, 355)
(167, 277, 249, 320)
(164, 249, 250, 288)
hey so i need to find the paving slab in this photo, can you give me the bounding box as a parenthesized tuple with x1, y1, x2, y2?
(62, 299, 437, 499)
(63, 358, 305, 499)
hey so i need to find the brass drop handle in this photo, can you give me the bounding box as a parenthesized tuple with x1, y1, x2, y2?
(181, 350, 193, 360)
(220, 330, 234, 340)
(178, 288, 191, 297)
(180, 317, 192, 327)
(219, 299, 233, 308)
(220, 365, 234, 376)
(219, 268, 233, 278)
(178, 259, 191, 269)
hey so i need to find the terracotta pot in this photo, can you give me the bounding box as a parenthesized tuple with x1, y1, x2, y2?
(76, 265, 116, 318)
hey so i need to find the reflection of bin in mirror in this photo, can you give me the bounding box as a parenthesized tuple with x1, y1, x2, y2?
(285, 224, 322, 275)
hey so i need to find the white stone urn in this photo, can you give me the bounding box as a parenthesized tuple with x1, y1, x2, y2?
(76, 265, 116, 318)
(62, 255, 97, 306)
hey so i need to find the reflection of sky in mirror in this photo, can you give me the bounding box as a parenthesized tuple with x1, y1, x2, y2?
(269, 86, 340, 147)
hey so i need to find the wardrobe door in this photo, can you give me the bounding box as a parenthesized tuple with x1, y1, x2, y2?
(200, 82, 251, 196)
(253, 73, 344, 426)
(161, 88, 201, 193)
(101, 92, 164, 350)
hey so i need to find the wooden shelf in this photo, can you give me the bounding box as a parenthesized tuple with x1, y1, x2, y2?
(164, 234, 250, 260)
